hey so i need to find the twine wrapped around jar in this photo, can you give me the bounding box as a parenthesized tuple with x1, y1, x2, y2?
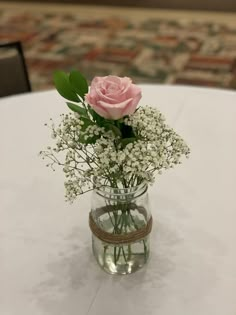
(89, 204, 153, 245)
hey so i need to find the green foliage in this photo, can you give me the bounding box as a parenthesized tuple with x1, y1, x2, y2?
(69, 70, 88, 99)
(79, 133, 98, 145)
(104, 123, 122, 137)
(79, 116, 95, 131)
(120, 137, 136, 148)
(53, 71, 79, 102)
(120, 124, 136, 139)
(66, 102, 88, 117)
(53, 70, 89, 103)
(88, 106, 105, 126)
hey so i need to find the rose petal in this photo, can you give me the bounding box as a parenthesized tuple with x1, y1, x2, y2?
(85, 75, 142, 120)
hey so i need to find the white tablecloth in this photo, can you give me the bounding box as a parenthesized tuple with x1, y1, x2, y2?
(0, 85, 236, 315)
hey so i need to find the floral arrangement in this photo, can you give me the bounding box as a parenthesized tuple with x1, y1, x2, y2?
(40, 71, 190, 202)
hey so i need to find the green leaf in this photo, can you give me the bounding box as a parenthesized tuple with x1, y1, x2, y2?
(53, 71, 79, 102)
(69, 70, 88, 99)
(78, 134, 86, 144)
(80, 116, 95, 131)
(87, 106, 96, 119)
(87, 106, 105, 125)
(120, 123, 136, 138)
(66, 102, 88, 117)
(79, 134, 98, 145)
(104, 123, 122, 137)
(120, 137, 136, 148)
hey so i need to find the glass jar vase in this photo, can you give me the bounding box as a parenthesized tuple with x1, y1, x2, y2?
(89, 183, 152, 275)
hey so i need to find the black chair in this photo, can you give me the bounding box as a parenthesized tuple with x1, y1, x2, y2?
(0, 41, 31, 97)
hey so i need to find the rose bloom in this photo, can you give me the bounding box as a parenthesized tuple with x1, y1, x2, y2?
(85, 76, 142, 120)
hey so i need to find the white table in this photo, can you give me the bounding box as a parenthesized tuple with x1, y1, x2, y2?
(0, 85, 236, 315)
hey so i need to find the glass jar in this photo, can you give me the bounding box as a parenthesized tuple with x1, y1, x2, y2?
(90, 183, 152, 275)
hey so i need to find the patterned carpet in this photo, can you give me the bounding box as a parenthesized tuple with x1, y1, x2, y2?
(1, 7, 236, 91)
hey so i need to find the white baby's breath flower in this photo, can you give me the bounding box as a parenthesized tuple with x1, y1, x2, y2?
(41, 102, 190, 202)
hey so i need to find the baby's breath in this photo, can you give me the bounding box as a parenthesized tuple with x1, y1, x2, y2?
(40, 106, 190, 202)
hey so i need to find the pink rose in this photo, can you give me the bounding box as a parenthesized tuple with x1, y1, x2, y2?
(85, 76, 142, 120)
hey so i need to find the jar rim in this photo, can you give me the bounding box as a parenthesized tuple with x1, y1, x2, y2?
(94, 182, 148, 199)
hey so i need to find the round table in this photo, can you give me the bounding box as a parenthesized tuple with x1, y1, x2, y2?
(0, 85, 236, 315)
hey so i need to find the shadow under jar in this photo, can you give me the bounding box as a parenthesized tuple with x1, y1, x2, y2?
(89, 183, 152, 275)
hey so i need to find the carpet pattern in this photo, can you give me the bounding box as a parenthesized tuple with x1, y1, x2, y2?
(1, 8, 236, 90)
